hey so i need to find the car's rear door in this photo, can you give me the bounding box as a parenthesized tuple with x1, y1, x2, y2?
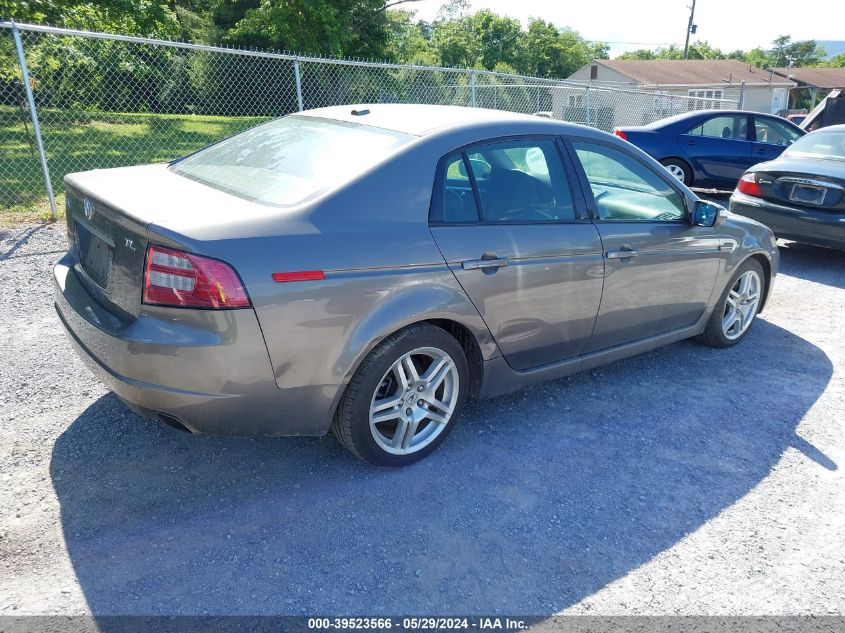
(567, 138, 722, 352)
(751, 114, 804, 163)
(679, 113, 754, 186)
(429, 137, 604, 370)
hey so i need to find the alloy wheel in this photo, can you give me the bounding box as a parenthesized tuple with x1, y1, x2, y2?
(665, 163, 686, 182)
(369, 347, 459, 456)
(722, 270, 761, 340)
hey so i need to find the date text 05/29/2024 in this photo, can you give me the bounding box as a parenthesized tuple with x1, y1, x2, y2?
(307, 618, 528, 630)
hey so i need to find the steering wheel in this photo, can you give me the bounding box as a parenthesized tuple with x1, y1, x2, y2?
(499, 206, 557, 222)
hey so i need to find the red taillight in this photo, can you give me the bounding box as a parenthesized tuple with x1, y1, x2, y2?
(143, 245, 250, 309)
(613, 128, 628, 141)
(737, 172, 763, 198)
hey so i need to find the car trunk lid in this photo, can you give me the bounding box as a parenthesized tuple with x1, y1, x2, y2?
(755, 158, 845, 212)
(64, 164, 270, 321)
(65, 185, 150, 322)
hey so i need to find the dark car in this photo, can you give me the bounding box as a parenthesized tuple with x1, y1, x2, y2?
(730, 125, 845, 250)
(614, 110, 805, 189)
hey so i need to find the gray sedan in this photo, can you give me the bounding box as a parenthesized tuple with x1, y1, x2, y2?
(55, 104, 779, 466)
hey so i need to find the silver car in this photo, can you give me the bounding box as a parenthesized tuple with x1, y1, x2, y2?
(55, 104, 779, 466)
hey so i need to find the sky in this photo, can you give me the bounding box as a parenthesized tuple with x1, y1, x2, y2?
(406, 0, 845, 58)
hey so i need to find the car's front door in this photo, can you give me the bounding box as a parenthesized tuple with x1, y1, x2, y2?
(751, 114, 803, 163)
(679, 113, 754, 186)
(568, 139, 722, 353)
(429, 137, 604, 370)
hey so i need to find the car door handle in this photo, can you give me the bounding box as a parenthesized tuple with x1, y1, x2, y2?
(462, 257, 509, 270)
(606, 249, 639, 259)
(755, 148, 767, 154)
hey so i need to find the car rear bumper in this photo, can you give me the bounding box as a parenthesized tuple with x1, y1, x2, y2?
(730, 192, 845, 250)
(54, 253, 337, 436)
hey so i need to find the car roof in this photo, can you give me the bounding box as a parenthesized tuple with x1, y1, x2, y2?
(638, 109, 773, 130)
(296, 103, 559, 136)
(808, 124, 845, 133)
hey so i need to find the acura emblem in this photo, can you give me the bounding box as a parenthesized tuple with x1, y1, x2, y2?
(83, 198, 94, 221)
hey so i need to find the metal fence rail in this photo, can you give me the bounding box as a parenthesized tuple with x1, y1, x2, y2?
(0, 22, 741, 218)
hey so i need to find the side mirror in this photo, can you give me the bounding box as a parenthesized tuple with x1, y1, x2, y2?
(691, 200, 725, 227)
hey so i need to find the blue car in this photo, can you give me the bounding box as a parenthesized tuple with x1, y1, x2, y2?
(614, 110, 805, 189)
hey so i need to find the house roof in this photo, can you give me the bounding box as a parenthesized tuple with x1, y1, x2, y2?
(773, 67, 845, 89)
(590, 59, 793, 87)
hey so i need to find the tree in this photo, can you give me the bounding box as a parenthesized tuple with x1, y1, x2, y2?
(0, 0, 180, 37)
(618, 41, 729, 61)
(827, 53, 845, 68)
(472, 10, 521, 70)
(430, 14, 481, 68)
(384, 9, 436, 65)
(769, 35, 825, 67)
(745, 47, 771, 68)
(516, 19, 604, 78)
(617, 49, 657, 60)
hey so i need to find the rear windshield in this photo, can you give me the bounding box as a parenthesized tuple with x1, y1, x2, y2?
(170, 116, 413, 205)
(783, 130, 845, 161)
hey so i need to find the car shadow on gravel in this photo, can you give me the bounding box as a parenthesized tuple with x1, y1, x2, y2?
(778, 241, 845, 289)
(50, 319, 833, 617)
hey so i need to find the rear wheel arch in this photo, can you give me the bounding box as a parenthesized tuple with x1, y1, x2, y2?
(325, 314, 489, 431)
(423, 319, 484, 400)
(338, 317, 485, 402)
(330, 321, 472, 465)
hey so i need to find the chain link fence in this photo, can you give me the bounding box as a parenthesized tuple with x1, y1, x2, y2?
(0, 22, 741, 218)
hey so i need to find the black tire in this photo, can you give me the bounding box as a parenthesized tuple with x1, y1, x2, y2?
(697, 258, 766, 348)
(660, 158, 692, 186)
(331, 323, 469, 467)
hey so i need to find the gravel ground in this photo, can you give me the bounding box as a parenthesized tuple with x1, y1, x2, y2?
(0, 220, 843, 616)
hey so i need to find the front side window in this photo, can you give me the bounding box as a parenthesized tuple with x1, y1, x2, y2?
(467, 139, 576, 223)
(171, 116, 412, 206)
(685, 115, 748, 140)
(753, 116, 802, 146)
(572, 141, 686, 222)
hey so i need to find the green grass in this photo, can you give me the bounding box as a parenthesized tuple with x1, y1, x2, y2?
(0, 106, 268, 224)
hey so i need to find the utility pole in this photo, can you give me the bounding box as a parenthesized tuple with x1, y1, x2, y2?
(683, 0, 697, 60)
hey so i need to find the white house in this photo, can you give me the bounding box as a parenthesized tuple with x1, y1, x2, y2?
(558, 59, 795, 129)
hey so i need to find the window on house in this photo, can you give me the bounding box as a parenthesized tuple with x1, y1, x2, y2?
(688, 89, 724, 110)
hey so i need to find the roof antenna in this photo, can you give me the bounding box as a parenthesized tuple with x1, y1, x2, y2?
(351, 108, 370, 116)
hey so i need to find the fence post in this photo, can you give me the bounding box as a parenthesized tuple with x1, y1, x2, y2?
(11, 22, 57, 220)
(584, 85, 591, 126)
(536, 85, 540, 113)
(738, 80, 746, 110)
(293, 57, 304, 111)
(470, 70, 476, 107)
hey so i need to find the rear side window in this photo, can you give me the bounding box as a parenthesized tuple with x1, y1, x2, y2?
(685, 115, 748, 140)
(468, 140, 575, 222)
(170, 116, 413, 206)
(434, 139, 576, 224)
(439, 154, 480, 223)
